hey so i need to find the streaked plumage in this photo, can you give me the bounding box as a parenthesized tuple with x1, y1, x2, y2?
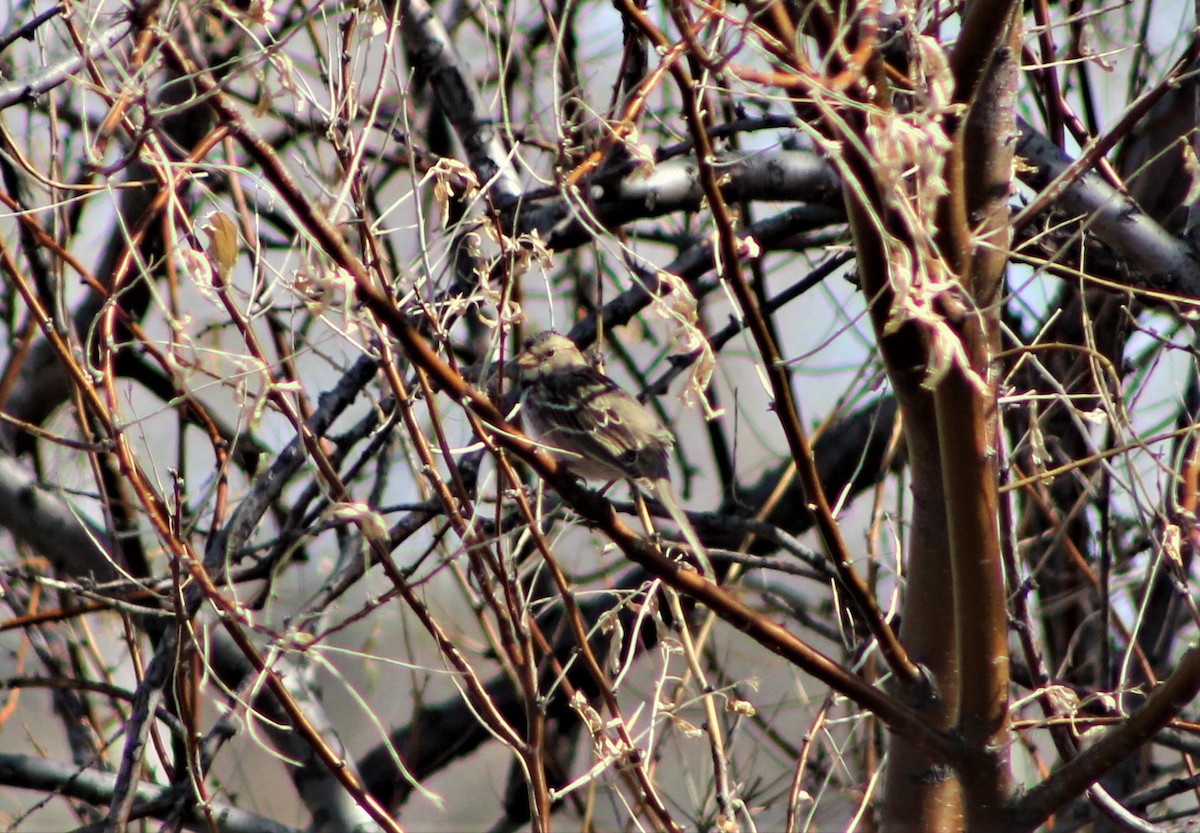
(516, 331, 713, 577)
(518, 332, 671, 482)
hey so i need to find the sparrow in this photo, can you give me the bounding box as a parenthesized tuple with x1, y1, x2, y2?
(515, 330, 714, 577)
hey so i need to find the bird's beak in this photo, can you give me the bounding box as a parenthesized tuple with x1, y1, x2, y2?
(515, 351, 538, 370)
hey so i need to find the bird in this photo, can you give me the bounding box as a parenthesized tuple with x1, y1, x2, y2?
(514, 330, 714, 578)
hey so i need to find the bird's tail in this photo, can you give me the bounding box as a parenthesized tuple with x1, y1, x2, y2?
(653, 477, 715, 579)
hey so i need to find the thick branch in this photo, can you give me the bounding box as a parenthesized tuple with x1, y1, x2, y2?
(1007, 646, 1200, 830)
(0, 753, 298, 833)
(1017, 119, 1200, 298)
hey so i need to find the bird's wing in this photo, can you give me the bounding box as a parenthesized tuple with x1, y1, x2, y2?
(534, 367, 673, 481)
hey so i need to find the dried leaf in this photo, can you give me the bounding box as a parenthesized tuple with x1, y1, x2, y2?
(203, 212, 240, 283)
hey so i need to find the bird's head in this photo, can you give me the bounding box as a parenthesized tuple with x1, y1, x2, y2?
(516, 331, 587, 377)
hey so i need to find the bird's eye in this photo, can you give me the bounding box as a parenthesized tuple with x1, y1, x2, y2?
(545, 348, 556, 358)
